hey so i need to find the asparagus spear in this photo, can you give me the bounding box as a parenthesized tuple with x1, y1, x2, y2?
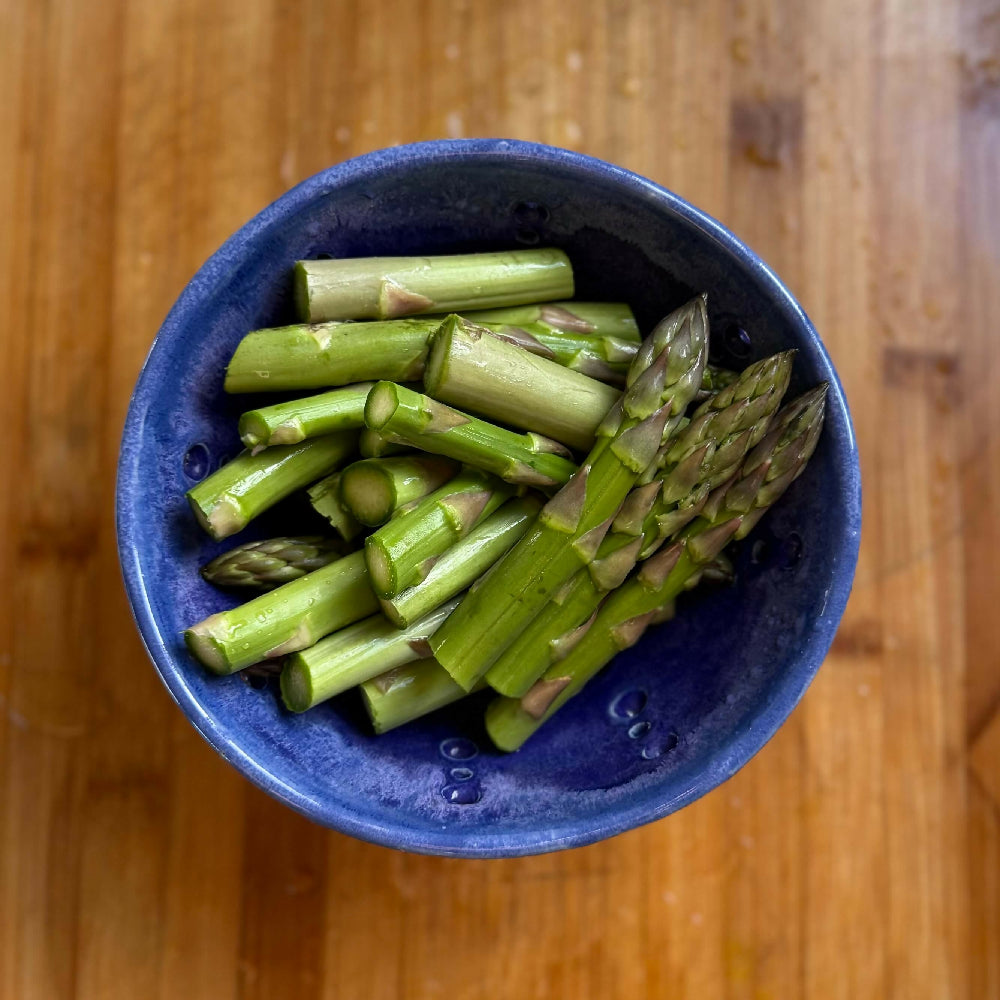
(449, 302, 641, 383)
(364, 382, 577, 489)
(629, 351, 794, 550)
(424, 316, 620, 450)
(364, 469, 512, 598)
(359, 427, 408, 458)
(185, 550, 378, 675)
(457, 301, 640, 342)
(484, 384, 828, 751)
(380, 496, 540, 626)
(431, 295, 709, 691)
(280, 598, 461, 712)
(200, 536, 345, 590)
(360, 660, 480, 734)
(295, 249, 573, 322)
(186, 432, 357, 541)
(225, 319, 439, 393)
(483, 324, 638, 384)
(484, 351, 792, 696)
(361, 552, 734, 737)
(307, 472, 363, 542)
(238, 383, 373, 451)
(338, 455, 458, 526)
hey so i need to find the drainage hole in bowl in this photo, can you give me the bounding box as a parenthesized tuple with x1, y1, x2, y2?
(442, 782, 482, 805)
(609, 689, 647, 721)
(781, 532, 803, 568)
(511, 201, 550, 226)
(439, 737, 478, 761)
(722, 323, 753, 361)
(182, 443, 211, 482)
(641, 731, 679, 760)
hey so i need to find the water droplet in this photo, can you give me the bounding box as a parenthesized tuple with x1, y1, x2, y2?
(609, 689, 647, 720)
(515, 228, 540, 245)
(442, 782, 481, 805)
(439, 737, 478, 761)
(641, 731, 679, 759)
(750, 538, 770, 565)
(627, 720, 652, 740)
(314, 250, 334, 259)
(449, 766, 474, 782)
(182, 443, 211, 481)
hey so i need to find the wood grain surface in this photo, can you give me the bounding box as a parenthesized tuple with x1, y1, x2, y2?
(1, 0, 998, 997)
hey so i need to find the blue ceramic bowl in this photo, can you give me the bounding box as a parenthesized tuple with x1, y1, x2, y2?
(117, 139, 860, 857)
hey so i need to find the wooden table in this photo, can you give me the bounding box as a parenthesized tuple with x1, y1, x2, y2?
(2, 1, 997, 996)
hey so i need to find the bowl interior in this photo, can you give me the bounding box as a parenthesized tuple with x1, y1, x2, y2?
(117, 140, 860, 857)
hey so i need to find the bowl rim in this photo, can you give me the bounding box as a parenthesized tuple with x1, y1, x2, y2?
(116, 138, 862, 857)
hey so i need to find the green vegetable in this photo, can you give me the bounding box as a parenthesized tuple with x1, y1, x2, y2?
(294, 249, 574, 322)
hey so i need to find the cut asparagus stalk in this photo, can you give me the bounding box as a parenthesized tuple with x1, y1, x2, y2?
(424, 316, 620, 450)
(380, 496, 540, 626)
(364, 469, 512, 598)
(224, 319, 440, 393)
(481, 323, 637, 384)
(359, 427, 408, 458)
(280, 598, 461, 712)
(484, 384, 828, 751)
(360, 660, 481, 734)
(185, 550, 378, 675)
(186, 432, 358, 541)
(364, 381, 577, 488)
(307, 471, 363, 542)
(457, 301, 639, 342)
(431, 296, 709, 691)
(338, 455, 458, 526)
(200, 536, 346, 590)
(295, 249, 574, 322)
(444, 302, 641, 383)
(484, 351, 793, 696)
(238, 383, 374, 451)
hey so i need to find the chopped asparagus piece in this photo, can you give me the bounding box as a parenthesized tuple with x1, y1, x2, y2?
(307, 471, 363, 542)
(281, 598, 461, 711)
(360, 660, 481, 734)
(295, 249, 574, 322)
(424, 315, 619, 450)
(339, 455, 458, 526)
(364, 469, 512, 598)
(381, 496, 540, 626)
(186, 432, 357, 541)
(225, 319, 440, 393)
(185, 550, 378, 675)
(238, 384, 373, 450)
(365, 381, 577, 489)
